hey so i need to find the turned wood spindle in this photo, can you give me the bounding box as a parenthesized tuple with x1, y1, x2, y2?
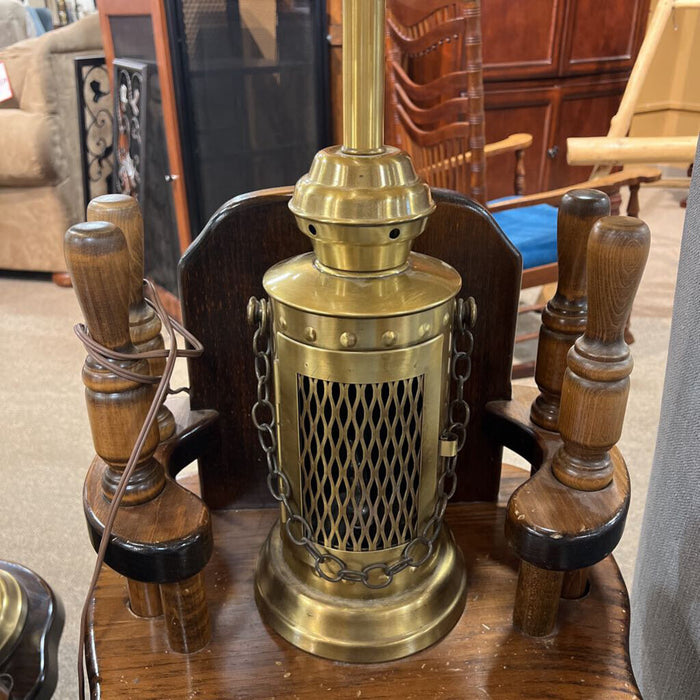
(531, 189, 610, 431)
(87, 194, 176, 441)
(553, 216, 650, 491)
(126, 579, 163, 618)
(513, 562, 564, 637)
(64, 222, 164, 506)
(159, 573, 211, 654)
(560, 568, 590, 599)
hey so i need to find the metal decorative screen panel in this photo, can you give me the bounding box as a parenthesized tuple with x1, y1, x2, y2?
(111, 57, 180, 294)
(166, 0, 330, 231)
(114, 60, 147, 201)
(297, 374, 424, 552)
(75, 55, 113, 211)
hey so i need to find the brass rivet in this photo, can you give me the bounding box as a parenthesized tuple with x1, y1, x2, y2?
(304, 326, 317, 342)
(340, 331, 357, 348)
(419, 323, 432, 337)
(279, 317, 287, 330)
(443, 312, 450, 327)
(382, 330, 397, 346)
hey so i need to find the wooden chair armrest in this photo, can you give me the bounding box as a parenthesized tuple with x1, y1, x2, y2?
(567, 135, 698, 166)
(487, 166, 661, 211)
(484, 132, 533, 158)
(422, 133, 533, 177)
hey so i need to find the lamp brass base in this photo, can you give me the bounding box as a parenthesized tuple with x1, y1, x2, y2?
(0, 568, 27, 666)
(255, 521, 467, 663)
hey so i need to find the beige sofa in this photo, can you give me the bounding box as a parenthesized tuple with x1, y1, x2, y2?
(0, 14, 105, 278)
(0, 0, 31, 49)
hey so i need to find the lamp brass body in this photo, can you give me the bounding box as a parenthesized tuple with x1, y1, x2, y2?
(253, 0, 467, 662)
(0, 569, 27, 666)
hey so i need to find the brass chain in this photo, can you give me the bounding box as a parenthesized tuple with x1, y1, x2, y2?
(248, 296, 476, 589)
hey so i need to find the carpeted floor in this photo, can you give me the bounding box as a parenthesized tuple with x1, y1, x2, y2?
(0, 183, 686, 698)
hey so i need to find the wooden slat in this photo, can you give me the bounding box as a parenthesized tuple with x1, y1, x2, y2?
(568, 136, 698, 166)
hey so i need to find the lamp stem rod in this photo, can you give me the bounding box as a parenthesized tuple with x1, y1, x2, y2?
(342, 0, 385, 154)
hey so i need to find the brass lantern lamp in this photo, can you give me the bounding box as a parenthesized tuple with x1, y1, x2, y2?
(248, 0, 471, 662)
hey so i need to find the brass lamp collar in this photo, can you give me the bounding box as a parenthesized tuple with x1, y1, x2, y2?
(289, 0, 435, 273)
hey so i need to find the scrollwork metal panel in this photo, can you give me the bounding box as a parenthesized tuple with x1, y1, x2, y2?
(75, 55, 114, 211)
(113, 59, 149, 203)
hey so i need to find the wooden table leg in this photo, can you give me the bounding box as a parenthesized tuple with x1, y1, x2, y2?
(127, 579, 163, 618)
(513, 561, 564, 637)
(562, 568, 590, 599)
(160, 572, 210, 654)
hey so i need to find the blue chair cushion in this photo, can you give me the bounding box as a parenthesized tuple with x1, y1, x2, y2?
(489, 199, 558, 269)
(26, 8, 52, 35)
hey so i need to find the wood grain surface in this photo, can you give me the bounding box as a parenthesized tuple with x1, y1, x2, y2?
(490, 385, 630, 571)
(159, 573, 210, 654)
(531, 189, 610, 431)
(554, 216, 651, 491)
(65, 221, 164, 506)
(512, 562, 564, 637)
(87, 194, 176, 440)
(126, 580, 162, 618)
(83, 455, 212, 584)
(85, 466, 639, 699)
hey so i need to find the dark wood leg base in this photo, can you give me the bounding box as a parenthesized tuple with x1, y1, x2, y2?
(627, 184, 640, 218)
(160, 573, 210, 654)
(561, 568, 590, 599)
(0, 561, 63, 700)
(513, 562, 564, 637)
(127, 579, 163, 618)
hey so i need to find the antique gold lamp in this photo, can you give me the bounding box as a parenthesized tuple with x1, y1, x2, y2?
(248, 0, 471, 662)
(0, 570, 26, 666)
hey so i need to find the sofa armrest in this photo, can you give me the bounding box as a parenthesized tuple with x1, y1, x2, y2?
(0, 13, 101, 112)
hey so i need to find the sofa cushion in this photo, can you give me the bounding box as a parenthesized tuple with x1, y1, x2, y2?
(0, 183, 71, 272)
(0, 109, 58, 185)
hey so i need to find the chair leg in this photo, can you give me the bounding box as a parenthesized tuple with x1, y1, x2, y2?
(609, 186, 622, 216)
(160, 572, 211, 654)
(627, 183, 641, 217)
(561, 568, 589, 599)
(127, 579, 163, 618)
(514, 148, 526, 195)
(513, 561, 564, 636)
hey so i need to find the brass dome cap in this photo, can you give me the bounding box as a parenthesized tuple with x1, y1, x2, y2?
(290, 145, 435, 226)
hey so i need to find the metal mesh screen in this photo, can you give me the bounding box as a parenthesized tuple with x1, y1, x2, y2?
(297, 375, 424, 552)
(174, 0, 328, 226)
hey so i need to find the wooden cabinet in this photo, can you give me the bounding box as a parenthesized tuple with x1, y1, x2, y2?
(481, 0, 565, 82)
(326, 0, 649, 200)
(483, 0, 649, 199)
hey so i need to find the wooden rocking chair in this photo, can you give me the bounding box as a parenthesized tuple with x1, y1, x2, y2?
(385, 0, 660, 375)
